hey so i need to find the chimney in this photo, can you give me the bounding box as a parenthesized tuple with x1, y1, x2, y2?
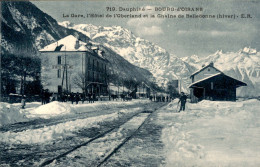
(98, 50, 105, 57)
(92, 46, 99, 54)
(75, 39, 80, 49)
(209, 62, 214, 67)
(86, 43, 92, 50)
(73, 32, 80, 49)
(101, 50, 105, 57)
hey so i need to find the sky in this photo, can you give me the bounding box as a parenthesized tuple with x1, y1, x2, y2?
(32, 0, 260, 58)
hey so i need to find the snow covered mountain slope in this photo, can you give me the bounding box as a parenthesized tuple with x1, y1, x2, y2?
(1, 1, 155, 88)
(60, 22, 259, 97)
(182, 48, 260, 97)
(59, 22, 196, 91)
(1, 1, 89, 54)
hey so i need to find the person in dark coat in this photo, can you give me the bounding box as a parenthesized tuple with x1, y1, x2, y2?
(75, 92, 80, 104)
(178, 92, 187, 112)
(70, 92, 75, 104)
(44, 89, 50, 104)
(81, 93, 85, 104)
(92, 93, 96, 103)
(88, 92, 92, 103)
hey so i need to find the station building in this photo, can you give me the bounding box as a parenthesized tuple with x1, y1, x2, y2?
(189, 62, 247, 103)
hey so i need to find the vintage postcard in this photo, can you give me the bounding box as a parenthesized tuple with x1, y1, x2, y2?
(1, 0, 259, 166)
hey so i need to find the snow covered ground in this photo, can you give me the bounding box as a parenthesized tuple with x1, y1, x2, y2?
(159, 99, 260, 167)
(0, 100, 150, 143)
(1, 99, 259, 166)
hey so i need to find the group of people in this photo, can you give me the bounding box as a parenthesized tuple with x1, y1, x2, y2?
(149, 95, 171, 102)
(149, 92, 188, 112)
(39, 89, 188, 112)
(59, 92, 96, 104)
(41, 89, 52, 105)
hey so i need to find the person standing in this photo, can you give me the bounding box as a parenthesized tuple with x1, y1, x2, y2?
(81, 93, 85, 104)
(75, 92, 80, 104)
(178, 92, 187, 112)
(92, 93, 96, 103)
(88, 92, 92, 103)
(70, 92, 75, 104)
(45, 89, 50, 104)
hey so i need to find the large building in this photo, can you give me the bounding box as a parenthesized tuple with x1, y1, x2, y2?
(39, 35, 108, 96)
(189, 62, 247, 103)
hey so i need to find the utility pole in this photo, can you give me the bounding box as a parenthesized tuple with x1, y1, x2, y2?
(65, 51, 68, 92)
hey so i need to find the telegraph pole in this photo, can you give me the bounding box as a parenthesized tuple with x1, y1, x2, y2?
(65, 51, 68, 92)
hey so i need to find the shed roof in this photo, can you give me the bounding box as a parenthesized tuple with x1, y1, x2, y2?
(189, 73, 247, 88)
(190, 62, 222, 78)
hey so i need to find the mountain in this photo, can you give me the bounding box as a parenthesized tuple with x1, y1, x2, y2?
(1, 1, 90, 54)
(182, 47, 260, 97)
(60, 22, 259, 97)
(59, 21, 196, 91)
(1, 1, 155, 90)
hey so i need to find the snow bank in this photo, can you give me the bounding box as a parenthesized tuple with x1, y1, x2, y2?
(0, 102, 29, 126)
(28, 101, 71, 118)
(27, 99, 149, 119)
(159, 99, 260, 167)
(0, 99, 150, 126)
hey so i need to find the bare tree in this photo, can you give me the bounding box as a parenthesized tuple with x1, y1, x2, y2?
(72, 72, 85, 94)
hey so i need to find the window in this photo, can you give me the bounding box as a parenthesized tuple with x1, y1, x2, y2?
(57, 69, 61, 78)
(57, 56, 61, 64)
(208, 68, 210, 71)
(88, 57, 91, 69)
(93, 59, 95, 70)
(88, 71, 90, 81)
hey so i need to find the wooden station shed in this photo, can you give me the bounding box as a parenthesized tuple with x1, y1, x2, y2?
(189, 63, 247, 103)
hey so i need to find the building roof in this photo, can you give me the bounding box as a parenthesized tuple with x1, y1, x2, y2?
(190, 62, 222, 78)
(189, 73, 247, 88)
(39, 35, 107, 61)
(39, 35, 91, 52)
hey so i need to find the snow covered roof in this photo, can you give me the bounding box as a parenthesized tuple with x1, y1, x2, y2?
(39, 35, 107, 61)
(190, 62, 222, 78)
(189, 72, 247, 88)
(39, 35, 91, 52)
(189, 73, 222, 88)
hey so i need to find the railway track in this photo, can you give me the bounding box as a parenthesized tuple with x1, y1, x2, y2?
(40, 103, 167, 167)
